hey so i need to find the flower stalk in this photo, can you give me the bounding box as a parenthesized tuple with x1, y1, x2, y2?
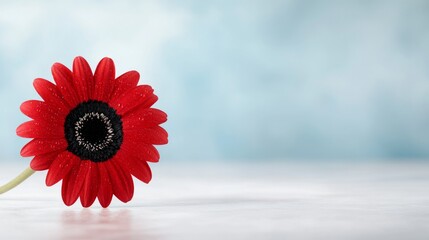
(0, 167, 35, 194)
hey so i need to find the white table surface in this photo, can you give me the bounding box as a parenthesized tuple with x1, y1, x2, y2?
(1, 161, 428, 240)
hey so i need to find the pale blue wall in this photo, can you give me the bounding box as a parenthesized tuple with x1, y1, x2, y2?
(1, 0, 429, 161)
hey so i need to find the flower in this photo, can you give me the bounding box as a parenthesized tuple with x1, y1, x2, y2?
(16, 56, 168, 207)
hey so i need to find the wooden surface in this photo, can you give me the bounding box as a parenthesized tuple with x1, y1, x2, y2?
(1, 161, 428, 240)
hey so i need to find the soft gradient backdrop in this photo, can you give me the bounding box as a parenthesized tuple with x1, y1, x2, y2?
(1, 0, 428, 162)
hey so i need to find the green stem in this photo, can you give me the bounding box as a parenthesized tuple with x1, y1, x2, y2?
(0, 167, 35, 194)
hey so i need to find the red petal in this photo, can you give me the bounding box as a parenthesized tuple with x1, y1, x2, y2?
(97, 163, 113, 208)
(116, 151, 152, 183)
(105, 159, 134, 203)
(46, 151, 80, 186)
(124, 126, 168, 145)
(122, 108, 167, 130)
(62, 160, 91, 206)
(129, 160, 152, 183)
(20, 100, 66, 125)
(80, 162, 100, 207)
(51, 62, 79, 107)
(94, 57, 115, 102)
(122, 139, 160, 162)
(20, 138, 67, 157)
(30, 151, 62, 171)
(110, 71, 140, 101)
(17, 120, 63, 139)
(33, 78, 70, 110)
(72, 56, 94, 101)
(109, 85, 157, 115)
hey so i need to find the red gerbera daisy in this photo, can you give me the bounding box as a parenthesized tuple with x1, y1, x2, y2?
(15, 56, 168, 207)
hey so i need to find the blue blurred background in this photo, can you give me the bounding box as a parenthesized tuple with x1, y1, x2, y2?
(0, 0, 428, 162)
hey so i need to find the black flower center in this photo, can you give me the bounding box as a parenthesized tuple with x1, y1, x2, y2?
(64, 100, 123, 162)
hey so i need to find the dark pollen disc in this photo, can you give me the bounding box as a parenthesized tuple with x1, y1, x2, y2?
(64, 100, 123, 162)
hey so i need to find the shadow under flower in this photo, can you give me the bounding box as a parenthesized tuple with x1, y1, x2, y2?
(60, 208, 158, 240)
